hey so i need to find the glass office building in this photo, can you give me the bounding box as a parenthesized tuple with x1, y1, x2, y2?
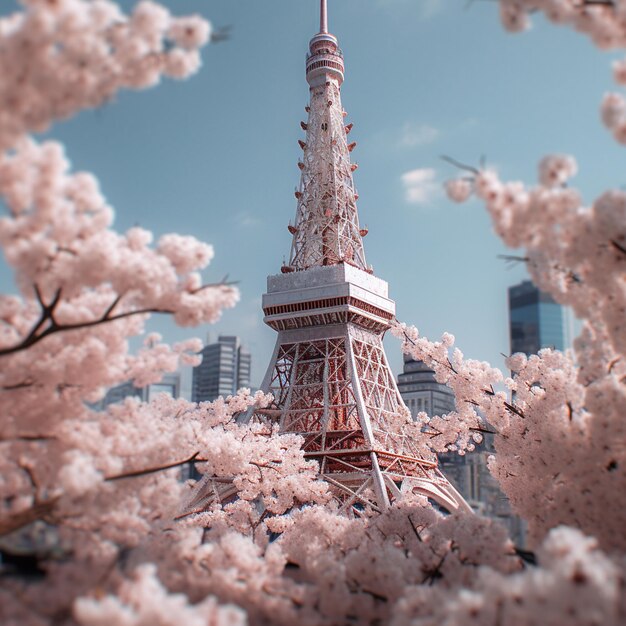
(192, 335, 251, 403)
(508, 280, 567, 355)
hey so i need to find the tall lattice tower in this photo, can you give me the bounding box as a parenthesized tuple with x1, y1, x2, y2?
(241, 1, 470, 515)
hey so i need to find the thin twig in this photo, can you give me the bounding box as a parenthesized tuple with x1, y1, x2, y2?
(1, 380, 35, 391)
(440, 155, 480, 175)
(190, 277, 239, 295)
(610, 239, 626, 256)
(469, 426, 497, 435)
(106, 452, 200, 482)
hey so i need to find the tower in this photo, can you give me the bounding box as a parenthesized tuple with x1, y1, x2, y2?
(185, 1, 469, 517)
(245, 1, 469, 515)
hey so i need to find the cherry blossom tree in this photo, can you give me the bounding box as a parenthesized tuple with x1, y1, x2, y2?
(0, 1, 625, 625)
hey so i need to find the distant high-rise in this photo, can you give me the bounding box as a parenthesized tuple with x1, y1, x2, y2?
(397, 356, 456, 420)
(508, 280, 568, 355)
(398, 356, 480, 504)
(97, 372, 181, 409)
(192, 335, 251, 403)
(398, 356, 526, 544)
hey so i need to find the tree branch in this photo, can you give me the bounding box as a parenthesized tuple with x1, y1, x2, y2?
(610, 239, 626, 256)
(105, 452, 200, 481)
(102, 292, 125, 319)
(1, 380, 35, 391)
(470, 426, 497, 435)
(0, 498, 59, 538)
(0, 304, 175, 358)
(1, 275, 237, 358)
(440, 155, 480, 175)
(190, 276, 239, 295)
(0, 433, 55, 442)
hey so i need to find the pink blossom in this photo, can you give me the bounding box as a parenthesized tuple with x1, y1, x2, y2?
(474, 169, 502, 202)
(444, 178, 472, 203)
(612, 58, 626, 85)
(538, 154, 578, 188)
(499, 0, 531, 32)
(74, 564, 246, 626)
(168, 16, 212, 50)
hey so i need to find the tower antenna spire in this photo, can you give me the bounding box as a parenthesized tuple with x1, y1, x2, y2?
(320, 0, 328, 33)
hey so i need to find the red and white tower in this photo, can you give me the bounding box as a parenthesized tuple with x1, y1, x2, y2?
(243, 1, 471, 515)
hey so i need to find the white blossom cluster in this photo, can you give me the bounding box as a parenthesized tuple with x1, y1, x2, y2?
(0, 0, 210, 150)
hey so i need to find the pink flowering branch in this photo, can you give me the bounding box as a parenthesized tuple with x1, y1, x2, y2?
(400, 326, 527, 422)
(0, 276, 238, 357)
(0, 287, 172, 357)
(0, 0, 214, 151)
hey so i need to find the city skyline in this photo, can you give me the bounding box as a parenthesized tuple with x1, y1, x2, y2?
(0, 0, 614, 385)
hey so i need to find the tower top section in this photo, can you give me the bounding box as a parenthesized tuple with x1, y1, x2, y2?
(285, 0, 367, 273)
(320, 0, 328, 33)
(306, 0, 344, 86)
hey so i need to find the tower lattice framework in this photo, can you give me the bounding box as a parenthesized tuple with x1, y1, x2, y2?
(188, 1, 470, 517)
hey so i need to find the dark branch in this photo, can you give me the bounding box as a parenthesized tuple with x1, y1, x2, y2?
(0, 434, 55, 442)
(470, 426, 497, 435)
(610, 239, 626, 256)
(103, 293, 124, 319)
(0, 304, 175, 358)
(106, 452, 200, 482)
(1, 276, 238, 358)
(407, 515, 423, 542)
(498, 254, 529, 267)
(515, 546, 537, 566)
(440, 155, 480, 176)
(190, 277, 239, 295)
(2, 380, 34, 391)
(0, 498, 59, 538)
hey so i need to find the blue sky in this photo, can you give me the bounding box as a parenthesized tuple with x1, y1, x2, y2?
(1, 0, 622, 385)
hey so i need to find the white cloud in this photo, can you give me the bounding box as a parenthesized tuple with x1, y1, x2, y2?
(401, 168, 440, 205)
(236, 211, 261, 228)
(400, 123, 440, 148)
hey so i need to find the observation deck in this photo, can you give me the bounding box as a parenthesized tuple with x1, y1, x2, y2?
(263, 263, 395, 333)
(306, 33, 344, 86)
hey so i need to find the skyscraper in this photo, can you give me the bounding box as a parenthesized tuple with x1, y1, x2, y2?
(508, 280, 568, 355)
(397, 357, 526, 544)
(397, 356, 456, 419)
(192, 335, 251, 403)
(397, 357, 480, 503)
